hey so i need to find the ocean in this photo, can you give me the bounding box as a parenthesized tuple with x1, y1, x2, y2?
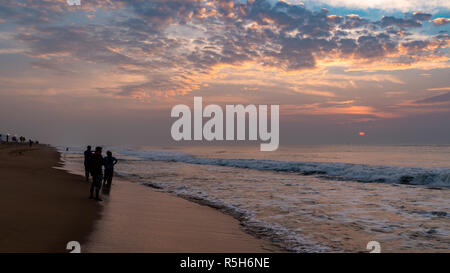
(60, 144, 450, 252)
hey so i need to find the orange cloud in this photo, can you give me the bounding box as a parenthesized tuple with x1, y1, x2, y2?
(281, 104, 398, 119)
(431, 18, 450, 26)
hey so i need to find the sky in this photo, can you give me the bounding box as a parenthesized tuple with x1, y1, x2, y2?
(0, 0, 449, 146)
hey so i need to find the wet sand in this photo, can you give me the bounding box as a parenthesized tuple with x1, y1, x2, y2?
(81, 178, 280, 253)
(60, 155, 280, 252)
(0, 143, 279, 253)
(0, 143, 99, 252)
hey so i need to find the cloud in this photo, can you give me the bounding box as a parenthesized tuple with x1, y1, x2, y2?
(379, 16, 422, 28)
(291, 87, 336, 97)
(15, 25, 141, 66)
(412, 12, 433, 21)
(2, 0, 449, 100)
(431, 18, 450, 26)
(282, 103, 397, 119)
(355, 34, 397, 59)
(0, 0, 121, 25)
(340, 14, 369, 29)
(427, 86, 450, 92)
(299, 0, 450, 12)
(0, 48, 26, 55)
(414, 92, 450, 104)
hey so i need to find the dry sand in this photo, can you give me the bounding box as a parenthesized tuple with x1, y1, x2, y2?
(0, 143, 99, 252)
(0, 143, 279, 253)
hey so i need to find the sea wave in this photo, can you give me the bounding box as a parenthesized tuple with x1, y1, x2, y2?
(120, 149, 450, 187)
(137, 180, 332, 252)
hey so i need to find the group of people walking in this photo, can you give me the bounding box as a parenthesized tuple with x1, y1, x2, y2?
(84, 146, 118, 201)
(0, 134, 37, 147)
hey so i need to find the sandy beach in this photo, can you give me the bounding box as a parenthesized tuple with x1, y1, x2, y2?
(82, 178, 279, 253)
(0, 143, 99, 252)
(0, 143, 278, 253)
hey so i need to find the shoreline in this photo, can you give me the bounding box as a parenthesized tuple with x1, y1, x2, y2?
(59, 146, 283, 253)
(0, 143, 99, 253)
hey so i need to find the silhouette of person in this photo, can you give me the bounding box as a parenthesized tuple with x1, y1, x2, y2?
(84, 146, 93, 182)
(89, 146, 104, 201)
(103, 151, 118, 188)
(29, 139, 32, 147)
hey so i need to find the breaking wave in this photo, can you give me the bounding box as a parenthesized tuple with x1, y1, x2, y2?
(120, 149, 450, 187)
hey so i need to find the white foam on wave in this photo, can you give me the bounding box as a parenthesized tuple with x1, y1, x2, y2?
(137, 180, 332, 252)
(119, 149, 450, 187)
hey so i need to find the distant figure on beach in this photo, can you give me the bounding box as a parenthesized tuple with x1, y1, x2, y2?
(103, 151, 118, 188)
(89, 146, 104, 201)
(6, 134, 9, 142)
(84, 146, 93, 182)
(29, 139, 33, 147)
